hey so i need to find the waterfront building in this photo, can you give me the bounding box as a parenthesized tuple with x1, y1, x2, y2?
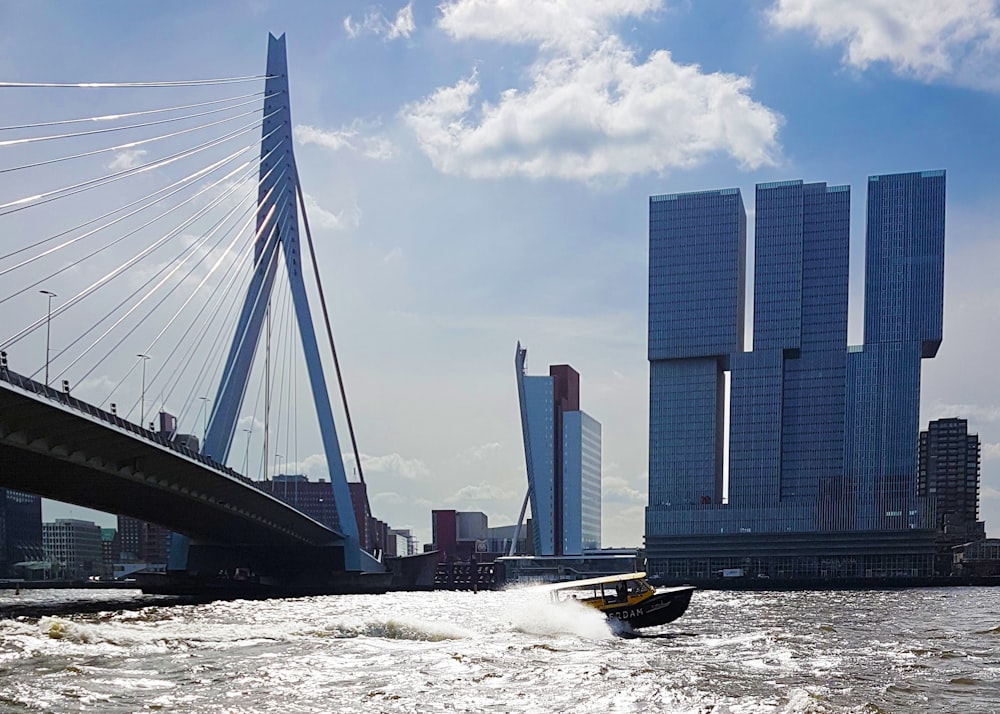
(431, 510, 492, 561)
(117, 515, 171, 565)
(955, 538, 1000, 576)
(388, 528, 418, 556)
(646, 171, 946, 580)
(43, 518, 103, 580)
(919, 418, 985, 548)
(515, 344, 602, 555)
(0, 488, 42, 578)
(485, 522, 531, 555)
(100, 528, 119, 580)
(260, 473, 341, 532)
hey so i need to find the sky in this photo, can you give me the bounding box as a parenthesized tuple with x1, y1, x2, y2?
(2, 0, 1000, 549)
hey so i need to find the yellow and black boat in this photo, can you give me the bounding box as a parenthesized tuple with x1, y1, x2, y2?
(543, 572, 695, 630)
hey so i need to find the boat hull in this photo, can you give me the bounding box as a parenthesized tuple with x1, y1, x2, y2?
(600, 585, 695, 630)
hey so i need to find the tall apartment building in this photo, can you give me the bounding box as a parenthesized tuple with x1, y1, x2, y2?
(43, 518, 103, 580)
(919, 418, 983, 541)
(515, 343, 601, 555)
(646, 171, 946, 580)
(0, 488, 43, 578)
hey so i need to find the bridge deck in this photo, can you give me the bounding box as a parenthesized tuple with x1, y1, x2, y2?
(0, 367, 344, 548)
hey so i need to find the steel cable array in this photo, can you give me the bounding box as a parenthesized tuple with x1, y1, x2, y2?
(0, 71, 347, 483)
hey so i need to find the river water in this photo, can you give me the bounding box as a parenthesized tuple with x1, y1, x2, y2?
(1, 586, 998, 712)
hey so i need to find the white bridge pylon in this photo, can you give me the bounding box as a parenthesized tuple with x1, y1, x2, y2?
(194, 34, 370, 572)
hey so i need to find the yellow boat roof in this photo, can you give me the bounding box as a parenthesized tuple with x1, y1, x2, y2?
(535, 571, 648, 592)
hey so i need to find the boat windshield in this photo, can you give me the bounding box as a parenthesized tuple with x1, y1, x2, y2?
(551, 578, 650, 605)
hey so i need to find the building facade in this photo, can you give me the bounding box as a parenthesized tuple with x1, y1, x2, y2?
(646, 171, 946, 580)
(919, 418, 984, 543)
(43, 518, 103, 580)
(516, 343, 602, 555)
(117, 515, 171, 566)
(0, 488, 43, 578)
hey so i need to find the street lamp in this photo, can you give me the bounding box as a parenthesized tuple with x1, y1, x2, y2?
(273, 452, 283, 481)
(197, 396, 211, 443)
(39, 290, 56, 386)
(136, 354, 150, 425)
(242, 427, 252, 475)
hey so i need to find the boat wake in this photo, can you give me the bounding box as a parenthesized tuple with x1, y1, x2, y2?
(317, 618, 473, 642)
(508, 595, 612, 640)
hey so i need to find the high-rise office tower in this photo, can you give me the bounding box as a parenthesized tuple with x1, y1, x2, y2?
(646, 171, 946, 580)
(516, 343, 601, 555)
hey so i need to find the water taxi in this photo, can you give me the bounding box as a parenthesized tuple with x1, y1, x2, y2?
(543, 572, 695, 630)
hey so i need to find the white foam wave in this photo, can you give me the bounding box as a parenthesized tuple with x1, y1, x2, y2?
(318, 618, 473, 642)
(508, 596, 613, 640)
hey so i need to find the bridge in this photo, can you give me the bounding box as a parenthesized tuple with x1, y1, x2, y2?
(0, 35, 393, 592)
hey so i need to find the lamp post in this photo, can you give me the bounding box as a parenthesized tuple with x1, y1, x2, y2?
(273, 452, 283, 481)
(137, 354, 150, 425)
(242, 427, 252, 475)
(39, 290, 56, 386)
(197, 396, 211, 443)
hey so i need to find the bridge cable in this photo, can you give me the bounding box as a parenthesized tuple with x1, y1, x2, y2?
(0, 151, 264, 352)
(0, 96, 268, 150)
(0, 101, 271, 174)
(294, 175, 366, 484)
(141, 155, 285, 414)
(136, 227, 256, 420)
(262, 255, 295, 480)
(0, 150, 264, 327)
(0, 91, 267, 132)
(0, 138, 263, 271)
(148, 193, 273, 427)
(270, 260, 299, 480)
(242, 210, 295, 478)
(199, 185, 296, 457)
(105, 176, 281, 422)
(273, 268, 297, 480)
(0, 109, 277, 215)
(65, 163, 265, 388)
(251, 208, 296, 479)
(0, 75, 274, 88)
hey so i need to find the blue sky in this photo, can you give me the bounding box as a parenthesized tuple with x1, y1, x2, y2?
(2, 0, 1000, 548)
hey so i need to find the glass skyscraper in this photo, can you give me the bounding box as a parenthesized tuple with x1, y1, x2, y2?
(646, 171, 946, 580)
(516, 343, 602, 555)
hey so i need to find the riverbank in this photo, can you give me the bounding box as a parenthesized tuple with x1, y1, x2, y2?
(0, 580, 139, 591)
(654, 574, 1000, 590)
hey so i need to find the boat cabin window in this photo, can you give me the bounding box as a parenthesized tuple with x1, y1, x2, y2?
(602, 579, 648, 604)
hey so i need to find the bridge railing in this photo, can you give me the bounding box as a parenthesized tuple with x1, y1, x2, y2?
(0, 362, 255, 489)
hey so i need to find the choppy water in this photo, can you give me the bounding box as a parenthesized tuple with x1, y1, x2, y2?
(1, 586, 998, 712)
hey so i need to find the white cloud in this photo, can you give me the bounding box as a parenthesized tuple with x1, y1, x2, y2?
(372, 490, 406, 505)
(344, 3, 415, 41)
(302, 192, 362, 231)
(445, 481, 516, 504)
(603, 474, 646, 504)
(287, 453, 331, 479)
(768, 0, 1000, 91)
(402, 0, 781, 181)
(456, 441, 502, 464)
(107, 149, 148, 171)
(346, 451, 431, 480)
(295, 123, 395, 161)
(983, 443, 1000, 461)
(439, 0, 660, 53)
(928, 403, 1000, 424)
(383, 246, 403, 263)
